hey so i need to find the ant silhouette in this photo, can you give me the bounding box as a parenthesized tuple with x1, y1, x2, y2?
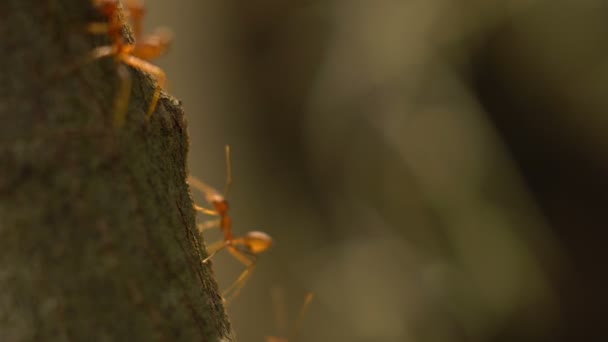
(266, 288, 314, 342)
(88, 0, 171, 127)
(188, 145, 273, 303)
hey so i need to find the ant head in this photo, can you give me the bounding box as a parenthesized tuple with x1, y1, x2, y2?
(244, 231, 273, 254)
(210, 197, 228, 213)
(93, 0, 119, 17)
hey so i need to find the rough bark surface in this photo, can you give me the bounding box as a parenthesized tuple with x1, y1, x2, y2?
(0, 1, 231, 340)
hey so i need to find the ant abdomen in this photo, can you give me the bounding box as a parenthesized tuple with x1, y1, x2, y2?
(243, 231, 273, 253)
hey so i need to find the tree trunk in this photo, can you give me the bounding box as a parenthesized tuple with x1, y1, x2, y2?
(0, 1, 231, 340)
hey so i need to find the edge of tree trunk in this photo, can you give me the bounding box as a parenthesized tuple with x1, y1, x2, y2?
(0, 1, 232, 340)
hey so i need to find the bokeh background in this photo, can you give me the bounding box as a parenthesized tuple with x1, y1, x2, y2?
(143, 0, 608, 341)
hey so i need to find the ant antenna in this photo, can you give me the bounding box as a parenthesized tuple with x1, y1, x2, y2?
(288, 292, 314, 341)
(223, 145, 233, 198)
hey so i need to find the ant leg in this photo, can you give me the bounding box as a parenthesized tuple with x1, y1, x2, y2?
(87, 22, 110, 35)
(221, 247, 257, 303)
(81, 46, 133, 128)
(51, 43, 114, 82)
(289, 292, 314, 340)
(121, 54, 166, 119)
(90, 45, 116, 61)
(112, 63, 133, 128)
(187, 176, 222, 199)
(132, 28, 173, 61)
(202, 240, 228, 264)
(197, 220, 220, 233)
(223, 145, 233, 197)
(222, 261, 256, 305)
(124, 0, 173, 60)
(54, 45, 115, 80)
(193, 203, 218, 216)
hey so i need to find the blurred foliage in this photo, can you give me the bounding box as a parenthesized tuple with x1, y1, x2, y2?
(146, 0, 608, 341)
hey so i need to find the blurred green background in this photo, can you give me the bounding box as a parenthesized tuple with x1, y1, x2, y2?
(143, 0, 608, 341)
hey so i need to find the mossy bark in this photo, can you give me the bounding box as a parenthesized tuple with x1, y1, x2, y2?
(0, 1, 231, 340)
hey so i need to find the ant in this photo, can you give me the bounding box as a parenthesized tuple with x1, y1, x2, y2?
(266, 289, 314, 342)
(88, 0, 171, 127)
(188, 145, 273, 303)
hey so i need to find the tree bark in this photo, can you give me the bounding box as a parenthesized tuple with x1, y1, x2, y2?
(0, 1, 231, 340)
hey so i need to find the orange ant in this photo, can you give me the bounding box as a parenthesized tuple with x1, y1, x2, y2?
(266, 289, 314, 342)
(88, 0, 171, 127)
(187, 145, 273, 303)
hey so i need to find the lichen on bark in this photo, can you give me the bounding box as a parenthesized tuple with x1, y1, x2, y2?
(0, 1, 231, 340)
